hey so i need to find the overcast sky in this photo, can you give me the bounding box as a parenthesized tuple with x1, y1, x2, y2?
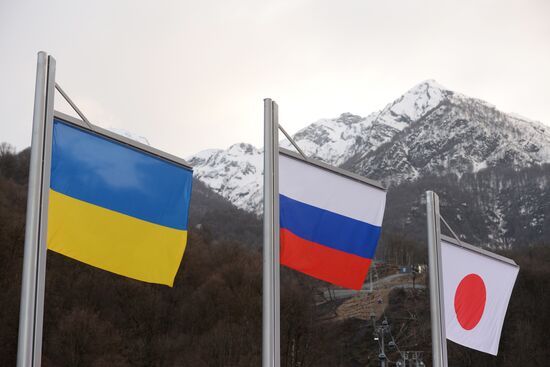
(1, 0, 549, 158)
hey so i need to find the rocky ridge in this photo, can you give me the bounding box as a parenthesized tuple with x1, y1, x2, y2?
(188, 80, 550, 219)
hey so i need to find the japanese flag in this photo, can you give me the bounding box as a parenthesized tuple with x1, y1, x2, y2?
(441, 239, 519, 355)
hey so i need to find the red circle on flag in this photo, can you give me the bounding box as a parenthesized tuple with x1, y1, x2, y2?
(454, 273, 486, 330)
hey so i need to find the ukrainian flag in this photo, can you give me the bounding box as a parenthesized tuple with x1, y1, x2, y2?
(47, 119, 193, 286)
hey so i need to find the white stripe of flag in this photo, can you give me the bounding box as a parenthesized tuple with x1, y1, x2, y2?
(279, 155, 386, 226)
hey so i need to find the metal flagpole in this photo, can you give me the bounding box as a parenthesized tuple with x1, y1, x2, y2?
(263, 98, 280, 367)
(33, 53, 55, 367)
(426, 191, 448, 367)
(272, 101, 280, 367)
(17, 51, 56, 367)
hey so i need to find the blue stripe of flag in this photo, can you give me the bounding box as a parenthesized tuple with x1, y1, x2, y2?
(279, 194, 381, 259)
(50, 119, 193, 230)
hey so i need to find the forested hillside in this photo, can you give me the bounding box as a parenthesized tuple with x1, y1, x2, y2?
(384, 164, 550, 247)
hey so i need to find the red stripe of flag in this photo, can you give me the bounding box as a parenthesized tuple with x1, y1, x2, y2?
(280, 228, 372, 290)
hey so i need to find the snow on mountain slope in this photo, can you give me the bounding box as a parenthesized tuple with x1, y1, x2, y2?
(280, 80, 447, 166)
(187, 80, 550, 215)
(344, 89, 550, 183)
(280, 113, 374, 166)
(377, 79, 447, 127)
(187, 143, 263, 213)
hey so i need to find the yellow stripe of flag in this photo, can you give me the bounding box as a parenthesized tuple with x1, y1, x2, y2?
(48, 189, 188, 286)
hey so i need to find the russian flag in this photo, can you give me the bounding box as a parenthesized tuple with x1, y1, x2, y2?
(279, 151, 386, 290)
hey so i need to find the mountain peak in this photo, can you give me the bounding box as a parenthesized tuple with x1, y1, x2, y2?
(415, 79, 448, 91)
(383, 79, 448, 123)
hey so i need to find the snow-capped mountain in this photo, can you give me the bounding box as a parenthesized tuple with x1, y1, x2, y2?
(188, 80, 550, 216)
(187, 143, 263, 213)
(344, 86, 550, 183)
(279, 80, 447, 166)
